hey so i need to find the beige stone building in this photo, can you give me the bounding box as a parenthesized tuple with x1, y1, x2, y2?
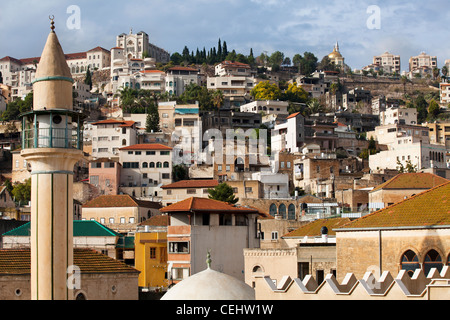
(82, 194, 161, 233)
(0, 248, 139, 300)
(160, 179, 218, 206)
(368, 172, 448, 211)
(373, 52, 401, 74)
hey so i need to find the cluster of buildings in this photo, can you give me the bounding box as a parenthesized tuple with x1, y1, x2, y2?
(0, 26, 449, 301)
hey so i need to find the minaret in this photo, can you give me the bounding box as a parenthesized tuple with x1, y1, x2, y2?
(20, 17, 84, 300)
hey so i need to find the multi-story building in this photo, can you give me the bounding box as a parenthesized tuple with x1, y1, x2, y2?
(271, 112, 305, 154)
(88, 159, 121, 195)
(379, 107, 418, 126)
(160, 179, 219, 206)
(409, 52, 437, 77)
(424, 121, 450, 150)
(115, 30, 169, 63)
(373, 52, 401, 74)
(240, 100, 289, 116)
(207, 75, 258, 109)
(440, 82, 450, 106)
(165, 66, 200, 96)
(161, 197, 260, 283)
(118, 143, 173, 199)
(91, 119, 138, 160)
(215, 61, 252, 77)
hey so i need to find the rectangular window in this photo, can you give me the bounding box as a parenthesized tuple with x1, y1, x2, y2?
(150, 247, 156, 259)
(160, 151, 170, 156)
(168, 241, 189, 253)
(271, 231, 278, 241)
(146, 151, 156, 155)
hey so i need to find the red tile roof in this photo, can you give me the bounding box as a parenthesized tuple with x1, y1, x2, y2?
(83, 194, 161, 209)
(287, 112, 301, 119)
(91, 119, 129, 126)
(87, 46, 110, 53)
(337, 181, 450, 230)
(139, 215, 170, 227)
(283, 218, 353, 237)
(371, 173, 448, 192)
(161, 180, 219, 189)
(0, 248, 138, 275)
(119, 143, 172, 151)
(160, 197, 259, 214)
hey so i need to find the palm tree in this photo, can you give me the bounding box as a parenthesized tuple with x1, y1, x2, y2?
(442, 66, 448, 82)
(307, 99, 324, 115)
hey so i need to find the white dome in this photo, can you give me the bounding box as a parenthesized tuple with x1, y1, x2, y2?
(161, 267, 255, 300)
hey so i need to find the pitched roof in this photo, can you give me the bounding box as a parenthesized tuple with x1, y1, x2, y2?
(371, 173, 448, 192)
(119, 143, 172, 151)
(287, 112, 301, 119)
(91, 119, 130, 126)
(0, 248, 139, 275)
(139, 215, 170, 227)
(82, 194, 162, 209)
(161, 180, 219, 189)
(3, 220, 121, 237)
(282, 218, 353, 238)
(160, 197, 258, 214)
(336, 181, 450, 230)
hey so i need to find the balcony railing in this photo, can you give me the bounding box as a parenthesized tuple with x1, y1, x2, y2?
(22, 127, 83, 150)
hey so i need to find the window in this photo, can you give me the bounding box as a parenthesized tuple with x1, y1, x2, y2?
(109, 218, 115, 224)
(169, 241, 189, 253)
(171, 268, 189, 280)
(401, 250, 420, 277)
(129, 217, 135, 223)
(120, 217, 125, 224)
(424, 249, 443, 275)
(150, 247, 156, 259)
(219, 214, 232, 226)
(288, 204, 296, 220)
(160, 151, 170, 156)
(278, 204, 286, 219)
(162, 173, 170, 179)
(163, 161, 170, 168)
(156, 162, 162, 168)
(142, 162, 148, 168)
(269, 204, 277, 217)
(146, 151, 156, 155)
(271, 231, 278, 241)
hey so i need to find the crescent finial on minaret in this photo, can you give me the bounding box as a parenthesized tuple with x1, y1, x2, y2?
(49, 15, 55, 32)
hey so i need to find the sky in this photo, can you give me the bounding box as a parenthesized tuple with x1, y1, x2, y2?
(1, 0, 450, 72)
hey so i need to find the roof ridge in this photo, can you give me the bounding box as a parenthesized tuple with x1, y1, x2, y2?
(340, 180, 450, 229)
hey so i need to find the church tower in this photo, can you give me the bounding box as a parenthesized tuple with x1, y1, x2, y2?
(20, 18, 84, 300)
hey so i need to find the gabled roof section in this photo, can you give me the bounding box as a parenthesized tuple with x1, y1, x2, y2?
(337, 181, 450, 230)
(283, 218, 353, 238)
(2, 220, 121, 237)
(371, 173, 448, 192)
(161, 180, 218, 189)
(160, 197, 258, 214)
(83, 194, 161, 209)
(287, 112, 301, 119)
(0, 248, 139, 275)
(139, 214, 169, 227)
(119, 143, 172, 151)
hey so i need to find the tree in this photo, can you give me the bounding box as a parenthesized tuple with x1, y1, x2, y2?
(442, 66, 448, 81)
(397, 159, 417, 173)
(269, 51, 284, 69)
(282, 83, 309, 103)
(145, 102, 160, 132)
(427, 99, 440, 119)
(170, 52, 183, 65)
(12, 179, 31, 204)
(306, 98, 324, 114)
(84, 66, 92, 90)
(414, 94, 428, 124)
(299, 52, 318, 76)
(208, 182, 239, 204)
(250, 81, 282, 101)
(172, 165, 189, 182)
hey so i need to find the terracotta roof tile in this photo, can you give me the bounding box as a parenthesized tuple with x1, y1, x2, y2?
(337, 181, 450, 230)
(160, 197, 258, 214)
(83, 194, 161, 209)
(161, 180, 218, 189)
(283, 218, 353, 237)
(371, 173, 448, 192)
(139, 215, 169, 226)
(0, 249, 138, 275)
(287, 112, 301, 119)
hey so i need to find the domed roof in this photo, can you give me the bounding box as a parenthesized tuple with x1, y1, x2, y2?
(161, 267, 255, 300)
(328, 48, 343, 59)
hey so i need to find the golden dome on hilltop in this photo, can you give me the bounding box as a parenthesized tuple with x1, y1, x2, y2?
(328, 41, 343, 59)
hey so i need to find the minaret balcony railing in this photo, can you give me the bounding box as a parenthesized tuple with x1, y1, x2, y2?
(20, 109, 84, 151)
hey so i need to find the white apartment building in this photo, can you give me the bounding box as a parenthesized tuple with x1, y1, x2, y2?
(368, 123, 447, 171)
(440, 82, 450, 106)
(251, 171, 290, 199)
(118, 143, 173, 198)
(271, 112, 305, 154)
(409, 52, 437, 77)
(373, 52, 401, 74)
(240, 100, 289, 116)
(379, 107, 418, 126)
(91, 119, 138, 159)
(165, 66, 200, 96)
(207, 75, 258, 109)
(215, 61, 252, 77)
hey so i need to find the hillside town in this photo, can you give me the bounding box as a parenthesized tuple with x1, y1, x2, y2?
(0, 24, 449, 302)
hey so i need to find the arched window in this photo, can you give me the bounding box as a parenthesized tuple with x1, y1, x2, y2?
(424, 249, 443, 275)
(149, 162, 155, 168)
(252, 265, 264, 274)
(288, 204, 296, 220)
(401, 250, 420, 277)
(279, 204, 286, 219)
(122, 139, 127, 146)
(163, 161, 170, 168)
(269, 204, 277, 217)
(142, 162, 148, 168)
(156, 162, 162, 168)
